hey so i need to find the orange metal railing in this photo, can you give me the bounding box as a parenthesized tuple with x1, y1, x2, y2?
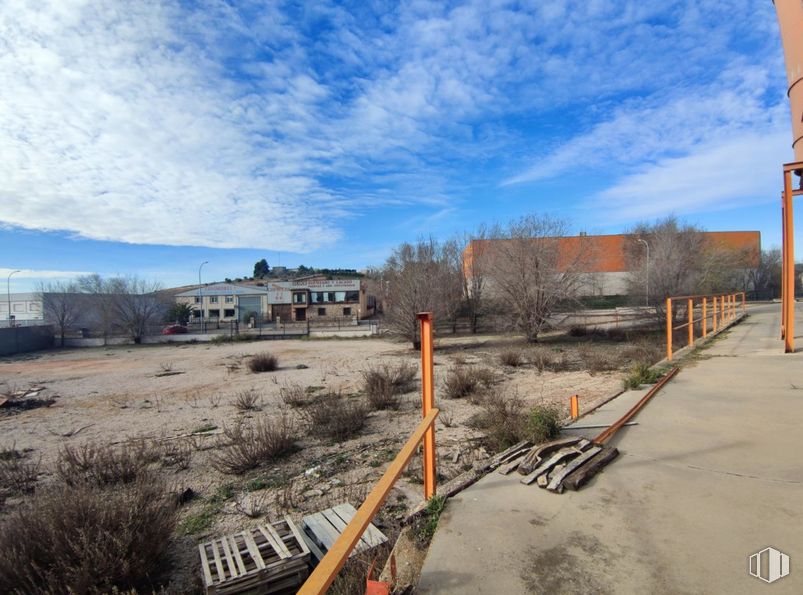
(665, 292, 746, 360)
(298, 313, 439, 595)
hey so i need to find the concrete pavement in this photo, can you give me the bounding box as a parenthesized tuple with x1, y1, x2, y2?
(417, 304, 803, 594)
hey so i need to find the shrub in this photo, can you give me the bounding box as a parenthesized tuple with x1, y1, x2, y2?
(0, 478, 177, 594)
(530, 347, 569, 373)
(160, 439, 193, 470)
(623, 363, 662, 390)
(362, 362, 417, 410)
(0, 446, 40, 495)
(577, 345, 620, 373)
(443, 366, 496, 399)
(211, 415, 296, 474)
(248, 353, 279, 372)
(280, 383, 314, 408)
(413, 495, 446, 546)
(499, 349, 525, 367)
(525, 404, 562, 443)
(620, 340, 664, 365)
(470, 390, 527, 450)
(233, 388, 260, 411)
(301, 393, 368, 442)
(56, 441, 158, 486)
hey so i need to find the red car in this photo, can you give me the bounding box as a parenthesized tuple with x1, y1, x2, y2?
(162, 324, 188, 335)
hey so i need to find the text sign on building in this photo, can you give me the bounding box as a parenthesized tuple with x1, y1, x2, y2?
(292, 279, 360, 291)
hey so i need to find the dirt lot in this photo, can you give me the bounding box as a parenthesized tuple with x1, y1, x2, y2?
(0, 330, 660, 592)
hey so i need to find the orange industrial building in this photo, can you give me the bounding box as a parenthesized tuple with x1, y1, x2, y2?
(463, 231, 760, 297)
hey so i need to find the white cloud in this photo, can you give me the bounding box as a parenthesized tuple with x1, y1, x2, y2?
(594, 130, 790, 222)
(0, 268, 92, 280)
(0, 0, 785, 251)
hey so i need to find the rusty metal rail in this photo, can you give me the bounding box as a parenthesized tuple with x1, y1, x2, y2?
(594, 367, 679, 444)
(666, 292, 745, 360)
(298, 313, 439, 594)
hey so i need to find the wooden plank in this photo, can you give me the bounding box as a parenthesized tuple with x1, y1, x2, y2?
(299, 524, 328, 563)
(211, 539, 226, 582)
(261, 524, 292, 559)
(229, 536, 248, 576)
(219, 537, 239, 579)
(520, 446, 583, 485)
(199, 543, 215, 587)
(497, 451, 528, 475)
(563, 446, 619, 491)
(331, 503, 386, 548)
(518, 437, 584, 475)
(546, 446, 602, 492)
(320, 508, 370, 553)
(243, 532, 266, 570)
(302, 512, 341, 550)
(284, 516, 311, 557)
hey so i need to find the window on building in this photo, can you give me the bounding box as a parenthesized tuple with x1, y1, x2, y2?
(293, 292, 306, 304)
(210, 296, 219, 303)
(192, 310, 201, 318)
(13, 304, 23, 312)
(225, 296, 234, 303)
(224, 309, 236, 317)
(311, 292, 324, 303)
(343, 307, 352, 316)
(208, 309, 220, 318)
(29, 303, 41, 312)
(327, 292, 335, 302)
(335, 291, 346, 302)
(345, 291, 359, 302)
(317, 307, 326, 316)
(194, 296, 201, 304)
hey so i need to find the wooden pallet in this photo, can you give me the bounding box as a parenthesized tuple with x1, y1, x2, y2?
(199, 517, 311, 595)
(300, 503, 388, 563)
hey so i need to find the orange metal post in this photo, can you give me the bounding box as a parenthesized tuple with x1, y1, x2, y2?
(742, 292, 746, 314)
(712, 296, 718, 332)
(782, 196, 787, 339)
(702, 298, 707, 338)
(687, 298, 694, 347)
(570, 395, 579, 420)
(783, 172, 796, 353)
(720, 295, 725, 327)
(417, 312, 437, 499)
(666, 298, 673, 361)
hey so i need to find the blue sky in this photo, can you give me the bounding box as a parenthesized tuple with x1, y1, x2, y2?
(0, 0, 795, 291)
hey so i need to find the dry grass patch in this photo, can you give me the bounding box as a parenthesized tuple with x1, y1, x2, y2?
(248, 352, 279, 373)
(211, 415, 297, 474)
(0, 478, 177, 594)
(499, 349, 525, 367)
(529, 346, 570, 372)
(233, 388, 261, 411)
(56, 441, 159, 487)
(442, 366, 497, 399)
(362, 362, 417, 410)
(301, 392, 369, 442)
(0, 446, 40, 496)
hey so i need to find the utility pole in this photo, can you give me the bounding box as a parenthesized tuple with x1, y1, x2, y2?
(636, 239, 650, 306)
(198, 261, 208, 333)
(7, 270, 20, 327)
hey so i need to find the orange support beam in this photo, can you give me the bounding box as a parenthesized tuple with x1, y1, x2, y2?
(783, 168, 796, 353)
(702, 298, 707, 338)
(666, 298, 673, 361)
(687, 298, 694, 347)
(782, 194, 787, 339)
(570, 395, 579, 420)
(712, 295, 718, 332)
(417, 312, 437, 499)
(298, 409, 439, 595)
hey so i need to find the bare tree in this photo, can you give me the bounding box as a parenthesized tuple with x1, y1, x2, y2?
(485, 215, 588, 342)
(39, 281, 83, 346)
(625, 217, 758, 316)
(382, 238, 463, 348)
(75, 274, 119, 341)
(109, 277, 168, 343)
(748, 248, 781, 299)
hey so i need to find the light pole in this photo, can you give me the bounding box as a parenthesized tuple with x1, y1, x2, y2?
(7, 270, 20, 327)
(198, 261, 208, 333)
(636, 239, 649, 306)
